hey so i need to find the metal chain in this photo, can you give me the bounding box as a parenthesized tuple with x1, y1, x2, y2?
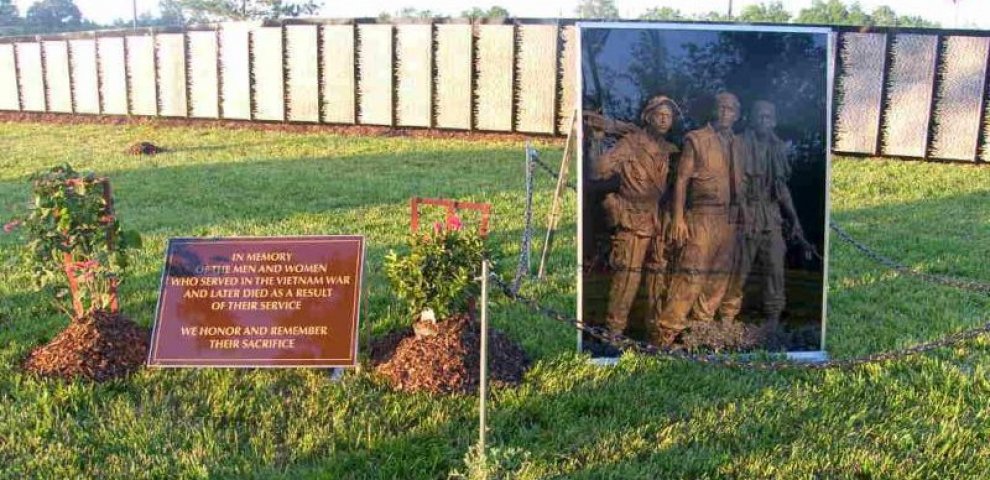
(521, 149, 990, 368)
(528, 152, 990, 295)
(530, 152, 578, 192)
(488, 271, 990, 370)
(830, 221, 990, 294)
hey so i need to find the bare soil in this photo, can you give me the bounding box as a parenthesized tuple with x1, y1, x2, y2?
(126, 141, 167, 155)
(22, 310, 149, 382)
(372, 314, 528, 395)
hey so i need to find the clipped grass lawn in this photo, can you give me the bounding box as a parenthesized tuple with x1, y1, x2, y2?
(1, 121, 989, 479)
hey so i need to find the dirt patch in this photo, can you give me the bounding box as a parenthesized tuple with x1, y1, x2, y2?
(678, 319, 821, 353)
(373, 314, 528, 395)
(126, 141, 166, 155)
(22, 310, 149, 382)
(0, 112, 564, 145)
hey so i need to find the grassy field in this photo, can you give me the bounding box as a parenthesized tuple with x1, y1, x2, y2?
(1, 121, 989, 479)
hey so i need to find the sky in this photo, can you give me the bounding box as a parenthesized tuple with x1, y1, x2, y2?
(12, 0, 990, 29)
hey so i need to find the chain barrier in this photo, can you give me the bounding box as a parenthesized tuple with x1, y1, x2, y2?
(511, 146, 537, 295)
(829, 222, 990, 295)
(530, 152, 578, 192)
(512, 154, 990, 369)
(489, 269, 990, 370)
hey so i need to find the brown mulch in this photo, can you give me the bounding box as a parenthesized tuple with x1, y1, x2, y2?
(126, 141, 166, 155)
(678, 319, 793, 352)
(373, 314, 528, 395)
(22, 310, 149, 382)
(0, 112, 564, 145)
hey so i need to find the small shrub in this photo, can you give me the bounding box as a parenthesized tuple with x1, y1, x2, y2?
(13, 165, 140, 318)
(449, 445, 534, 480)
(384, 216, 489, 321)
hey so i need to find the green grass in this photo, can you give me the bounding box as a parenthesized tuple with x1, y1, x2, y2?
(0, 121, 989, 479)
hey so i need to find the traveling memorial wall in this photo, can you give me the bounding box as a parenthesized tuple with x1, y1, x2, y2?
(127, 35, 158, 116)
(252, 27, 285, 121)
(358, 24, 393, 126)
(321, 24, 356, 124)
(396, 24, 433, 128)
(578, 23, 832, 355)
(43, 40, 71, 113)
(931, 36, 990, 161)
(882, 34, 938, 158)
(157, 33, 188, 117)
(435, 24, 473, 130)
(69, 39, 99, 114)
(0, 44, 17, 111)
(188, 30, 220, 119)
(476, 24, 515, 132)
(221, 25, 251, 120)
(97, 37, 128, 115)
(15, 42, 45, 111)
(286, 25, 320, 123)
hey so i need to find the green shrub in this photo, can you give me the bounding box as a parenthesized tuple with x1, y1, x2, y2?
(384, 217, 488, 321)
(14, 165, 140, 318)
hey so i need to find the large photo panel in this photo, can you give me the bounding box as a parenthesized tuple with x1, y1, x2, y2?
(578, 23, 831, 355)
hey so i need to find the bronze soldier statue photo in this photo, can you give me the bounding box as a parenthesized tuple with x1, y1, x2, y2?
(579, 24, 829, 354)
(719, 100, 811, 330)
(657, 92, 743, 346)
(590, 95, 680, 339)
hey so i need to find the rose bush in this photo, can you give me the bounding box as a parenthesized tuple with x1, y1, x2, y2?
(10, 165, 140, 318)
(384, 215, 489, 321)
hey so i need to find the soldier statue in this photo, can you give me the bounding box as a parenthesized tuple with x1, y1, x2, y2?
(718, 100, 810, 329)
(590, 95, 680, 339)
(657, 92, 744, 347)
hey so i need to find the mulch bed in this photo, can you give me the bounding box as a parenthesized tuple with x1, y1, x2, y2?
(678, 319, 819, 352)
(22, 310, 149, 382)
(0, 112, 564, 145)
(373, 314, 528, 395)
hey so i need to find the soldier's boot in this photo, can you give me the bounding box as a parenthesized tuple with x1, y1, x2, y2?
(604, 314, 628, 339)
(650, 326, 682, 349)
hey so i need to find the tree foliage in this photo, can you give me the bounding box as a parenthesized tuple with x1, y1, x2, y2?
(795, 0, 938, 27)
(0, 0, 18, 27)
(636, 1, 938, 27)
(167, 0, 321, 23)
(739, 1, 792, 23)
(461, 5, 509, 21)
(639, 7, 684, 21)
(576, 0, 619, 19)
(25, 0, 82, 28)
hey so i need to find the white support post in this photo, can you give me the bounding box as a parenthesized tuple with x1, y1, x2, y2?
(478, 259, 490, 463)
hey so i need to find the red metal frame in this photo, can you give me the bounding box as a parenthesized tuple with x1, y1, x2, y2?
(410, 197, 492, 237)
(60, 177, 119, 317)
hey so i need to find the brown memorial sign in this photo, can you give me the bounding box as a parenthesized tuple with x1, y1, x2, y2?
(148, 236, 365, 367)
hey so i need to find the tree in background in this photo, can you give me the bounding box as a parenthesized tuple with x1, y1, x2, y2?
(636, 0, 939, 28)
(0, 0, 19, 27)
(576, 0, 619, 19)
(26, 0, 83, 29)
(166, 0, 321, 23)
(739, 1, 791, 23)
(461, 5, 510, 21)
(795, 0, 937, 27)
(795, 0, 869, 25)
(639, 7, 684, 21)
(866, 5, 936, 27)
(159, 0, 187, 25)
(378, 7, 449, 21)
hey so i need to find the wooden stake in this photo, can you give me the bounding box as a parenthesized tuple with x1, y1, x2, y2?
(537, 110, 576, 279)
